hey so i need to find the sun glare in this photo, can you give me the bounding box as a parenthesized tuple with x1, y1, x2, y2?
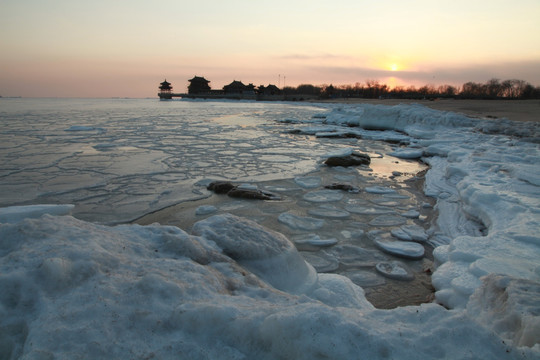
(390, 64, 398, 71)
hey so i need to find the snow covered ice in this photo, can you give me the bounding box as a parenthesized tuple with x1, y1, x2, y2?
(1, 99, 540, 359)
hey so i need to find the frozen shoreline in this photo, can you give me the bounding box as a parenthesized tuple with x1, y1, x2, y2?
(1, 100, 539, 359)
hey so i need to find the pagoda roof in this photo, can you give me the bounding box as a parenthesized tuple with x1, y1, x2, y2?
(160, 79, 171, 85)
(189, 76, 210, 83)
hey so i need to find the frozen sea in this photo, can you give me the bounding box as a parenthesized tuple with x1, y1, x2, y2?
(1, 98, 539, 359)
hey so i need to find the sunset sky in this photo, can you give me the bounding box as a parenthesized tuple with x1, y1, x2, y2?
(1, 0, 540, 98)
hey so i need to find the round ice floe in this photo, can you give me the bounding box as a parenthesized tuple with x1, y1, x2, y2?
(345, 205, 395, 215)
(369, 215, 407, 227)
(303, 189, 344, 203)
(365, 186, 396, 194)
(301, 251, 339, 272)
(321, 147, 354, 159)
(294, 176, 322, 189)
(328, 244, 387, 267)
(399, 225, 428, 242)
(308, 205, 350, 219)
(391, 228, 412, 241)
(192, 214, 317, 294)
(390, 149, 423, 159)
(278, 212, 325, 230)
(293, 234, 338, 247)
(375, 261, 414, 281)
(195, 205, 218, 215)
(341, 270, 386, 287)
(401, 210, 420, 219)
(373, 238, 425, 260)
(369, 198, 401, 207)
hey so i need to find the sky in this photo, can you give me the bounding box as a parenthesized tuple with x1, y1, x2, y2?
(1, 0, 540, 98)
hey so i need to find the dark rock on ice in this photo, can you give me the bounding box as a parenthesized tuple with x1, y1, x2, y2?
(324, 152, 371, 167)
(227, 188, 281, 200)
(207, 181, 236, 194)
(207, 181, 280, 200)
(324, 183, 360, 193)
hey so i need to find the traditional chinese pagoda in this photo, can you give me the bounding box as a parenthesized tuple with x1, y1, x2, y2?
(158, 79, 173, 100)
(188, 76, 211, 94)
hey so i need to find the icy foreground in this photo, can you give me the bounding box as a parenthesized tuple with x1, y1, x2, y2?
(1, 209, 537, 359)
(1, 103, 540, 359)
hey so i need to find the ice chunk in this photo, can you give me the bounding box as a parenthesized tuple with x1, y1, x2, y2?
(301, 251, 339, 272)
(345, 205, 395, 215)
(321, 147, 354, 158)
(293, 234, 338, 247)
(308, 205, 350, 219)
(365, 186, 397, 194)
(294, 176, 322, 188)
(401, 210, 420, 219)
(467, 274, 540, 347)
(195, 205, 218, 215)
(375, 261, 414, 281)
(303, 189, 344, 203)
(328, 244, 388, 267)
(369, 215, 407, 227)
(277, 212, 325, 231)
(390, 148, 423, 159)
(192, 214, 318, 294)
(392, 225, 429, 242)
(341, 269, 386, 287)
(0, 204, 74, 224)
(373, 236, 425, 260)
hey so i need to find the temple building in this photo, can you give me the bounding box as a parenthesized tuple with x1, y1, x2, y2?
(188, 76, 211, 94)
(158, 79, 173, 99)
(223, 81, 256, 95)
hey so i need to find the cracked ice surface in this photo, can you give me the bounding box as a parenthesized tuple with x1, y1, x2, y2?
(0, 99, 331, 223)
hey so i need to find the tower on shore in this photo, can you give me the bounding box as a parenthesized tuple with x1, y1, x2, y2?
(158, 79, 173, 99)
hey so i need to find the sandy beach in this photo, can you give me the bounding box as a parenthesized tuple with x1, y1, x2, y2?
(319, 98, 540, 123)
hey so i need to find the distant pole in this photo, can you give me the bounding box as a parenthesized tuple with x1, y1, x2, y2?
(278, 74, 281, 88)
(284, 76, 286, 88)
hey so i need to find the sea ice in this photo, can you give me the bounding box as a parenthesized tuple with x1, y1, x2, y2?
(302, 189, 344, 202)
(195, 205, 218, 215)
(294, 176, 322, 188)
(192, 213, 318, 294)
(307, 204, 350, 219)
(375, 261, 415, 281)
(301, 251, 339, 272)
(390, 148, 424, 159)
(391, 224, 429, 242)
(341, 269, 386, 287)
(292, 234, 338, 247)
(369, 214, 408, 227)
(345, 204, 396, 215)
(277, 212, 325, 230)
(365, 186, 397, 194)
(373, 235, 425, 260)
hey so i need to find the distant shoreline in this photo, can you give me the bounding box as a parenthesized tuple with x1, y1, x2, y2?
(315, 98, 540, 123)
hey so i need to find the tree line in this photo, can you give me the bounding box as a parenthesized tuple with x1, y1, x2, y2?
(281, 78, 540, 100)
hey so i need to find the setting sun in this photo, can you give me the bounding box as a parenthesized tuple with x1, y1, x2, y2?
(390, 64, 399, 71)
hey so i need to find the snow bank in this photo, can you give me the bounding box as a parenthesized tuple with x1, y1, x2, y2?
(2, 209, 538, 359)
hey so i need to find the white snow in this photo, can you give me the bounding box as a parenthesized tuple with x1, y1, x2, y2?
(1, 100, 540, 359)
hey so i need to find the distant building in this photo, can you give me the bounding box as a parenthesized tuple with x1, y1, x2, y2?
(258, 84, 281, 95)
(223, 80, 248, 94)
(188, 76, 211, 94)
(158, 79, 173, 99)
